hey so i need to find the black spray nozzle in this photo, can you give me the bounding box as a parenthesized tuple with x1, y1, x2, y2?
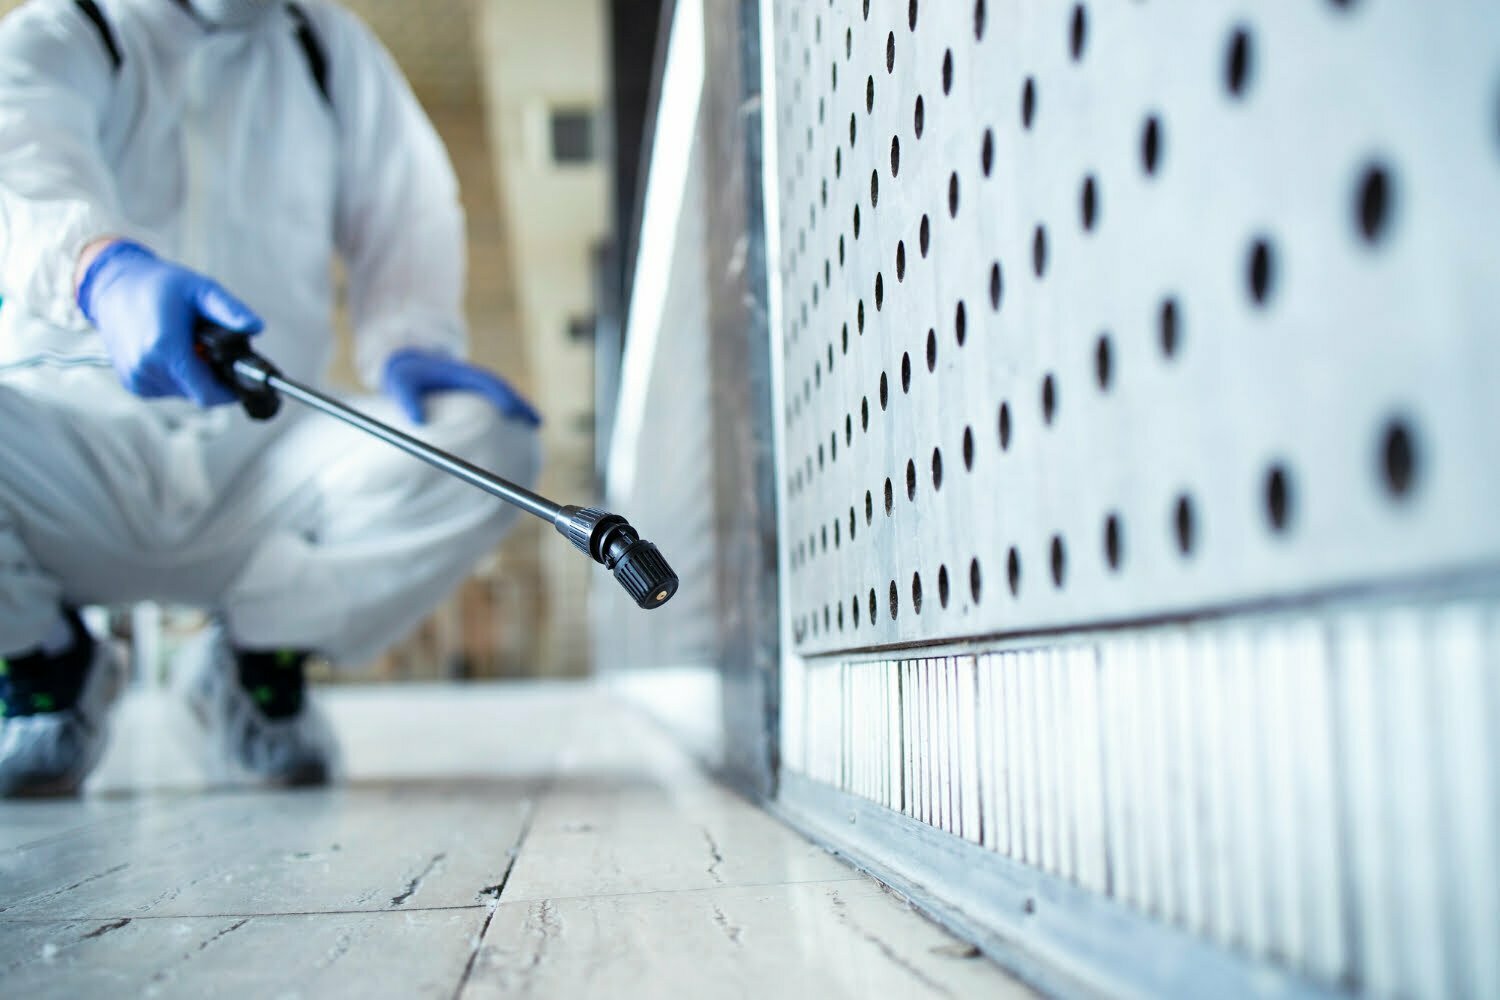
(194, 320, 283, 421)
(555, 505, 679, 610)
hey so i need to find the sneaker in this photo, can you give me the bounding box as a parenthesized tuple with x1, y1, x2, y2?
(0, 611, 126, 798)
(178, 624, 337, 787)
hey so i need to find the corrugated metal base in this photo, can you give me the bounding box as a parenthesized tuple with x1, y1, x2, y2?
(775, 771, 1340, 1000)
(777, 579, 1500, 999)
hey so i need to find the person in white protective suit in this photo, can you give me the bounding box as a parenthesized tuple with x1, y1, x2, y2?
(0, 0, 542, 795)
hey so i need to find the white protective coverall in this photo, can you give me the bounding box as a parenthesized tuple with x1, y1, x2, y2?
(0, 0, 539, 664)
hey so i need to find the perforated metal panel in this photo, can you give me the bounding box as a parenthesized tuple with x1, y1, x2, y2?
(762, 1, 1500, 997)
(771, 0, 1500, 653)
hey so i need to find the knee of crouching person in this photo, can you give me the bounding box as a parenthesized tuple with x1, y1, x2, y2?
(424, 392, 543, 494)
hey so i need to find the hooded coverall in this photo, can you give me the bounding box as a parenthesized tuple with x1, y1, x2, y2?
(0, 0, 539, 665)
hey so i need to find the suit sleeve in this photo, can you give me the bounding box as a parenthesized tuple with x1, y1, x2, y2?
(0, 0, 129, 331)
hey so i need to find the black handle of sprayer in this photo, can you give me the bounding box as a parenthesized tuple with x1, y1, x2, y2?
(193, 320, 283, 421)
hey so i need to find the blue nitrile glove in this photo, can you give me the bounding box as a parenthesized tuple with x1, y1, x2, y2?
(381, 347, 542, 427)
(77, 240, 263, 406)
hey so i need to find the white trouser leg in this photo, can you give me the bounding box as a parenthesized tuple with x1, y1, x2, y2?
(218, 393, 541, 666)
(0, 372, 223, 654)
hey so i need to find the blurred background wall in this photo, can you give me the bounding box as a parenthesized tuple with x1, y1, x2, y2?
(0, 0, 653, 680)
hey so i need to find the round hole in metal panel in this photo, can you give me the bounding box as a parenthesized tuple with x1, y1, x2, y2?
(942, 49, 953, 95)
(981, 129, 994, 176)
(926, 329, 937, 371)
(999, 401, 1012, 450)
(889, 580, 899, 620)
(875, 271, 884, 310)
(1355, 161, 1394, 244)
(1050, 534, 1067, 588)
(1225, 26, 1254, 97)
(1095, 334, 1113, 391)
(885, 33, 895, 74)
(962, 426, 975, 470)
(1141, 114, 1163, 176)
(914, 95, 925, 138)
(969, 557, 982, 604)
(866, 74, 875, 114)
(905, 459, 917, 500)
(989, 262, 1003, 310)
(948, 172, 960, 217)
(884, 477, 894, 514)
(1021, 76, 1036, 129)
(920, 214, 931, 256)
(1069, 4, 1086, 61)
(1041, 373, 1058, 425)
(851, 595, 860, 629)
(896, 240, 906, 280)
(955, 301, 968, 345)
(901, 352, 912, 393)
(868, 587, 877, 626)
(908, 0, 918, 30)
(1081, 174, 1099, 231)
(870, 169, 879, 208)
(1159, 296, 1182, 359)
(1265, 462, 1294, 534)
(865, 489, 874, 524)
(1174, 494, 1197, 556)
(912, 572, 924, 613)
(861, 395, 870, 430)
(1007, 546, 1021, 595)
(1032, 225, 1048, 277)
(973, 0, 986, 39)
(890, 137, 900, 177)
(1380, 417, 1419, 501)
(1247, 236, 1276, 306)
(938, 564, 951, 607)
(932, 448, 943, 490)
(1104, 512, 1123, 571)
(879, 371, 889, 409)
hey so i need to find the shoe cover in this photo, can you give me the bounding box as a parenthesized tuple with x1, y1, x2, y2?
(178, 624, 339, 787)
(0, 642, 126, 797)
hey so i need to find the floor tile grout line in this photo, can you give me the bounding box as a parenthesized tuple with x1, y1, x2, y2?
(490, 873, 872, 907)
(0, 904, 488, 923)
(0, 875, 875, 925)
(451, 780, 546, 1000)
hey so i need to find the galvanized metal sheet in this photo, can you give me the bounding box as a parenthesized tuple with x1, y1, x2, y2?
(763, 2, 1500, 998)
(768, 0, 1500, 655)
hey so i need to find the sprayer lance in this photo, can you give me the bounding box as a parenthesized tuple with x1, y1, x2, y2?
(195, 323, 679, 610)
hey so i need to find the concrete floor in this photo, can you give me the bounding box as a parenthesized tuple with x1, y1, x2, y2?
(0, 682, 1033, 998)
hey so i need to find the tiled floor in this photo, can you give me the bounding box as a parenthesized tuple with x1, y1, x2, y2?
(0, 682, 1034, 998)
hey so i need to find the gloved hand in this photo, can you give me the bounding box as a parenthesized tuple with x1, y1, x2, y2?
(77, 240, 263, 406)
(382, 347, 542, 427)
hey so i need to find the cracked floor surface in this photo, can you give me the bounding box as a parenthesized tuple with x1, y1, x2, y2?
(0, 682, 1035, 998)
